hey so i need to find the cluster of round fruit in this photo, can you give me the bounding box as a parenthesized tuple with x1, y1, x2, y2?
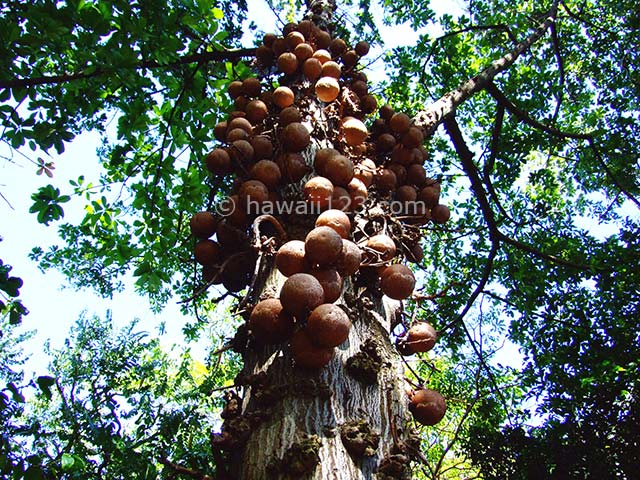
(188, 19, 449, 425)
(249, 208, 415, 369)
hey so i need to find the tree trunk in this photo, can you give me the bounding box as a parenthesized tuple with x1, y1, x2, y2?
(229, 261, 415, 480)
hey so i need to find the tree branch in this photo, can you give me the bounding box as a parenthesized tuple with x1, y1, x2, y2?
(486, 82, 640, 209)
(158, 458, 214, 480)
(0, 48, 256, 90)
(485, 81, 590, 139)
(413, 0, 560, 136)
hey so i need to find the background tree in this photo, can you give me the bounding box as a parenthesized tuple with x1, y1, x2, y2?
(1, 0, 639, 478)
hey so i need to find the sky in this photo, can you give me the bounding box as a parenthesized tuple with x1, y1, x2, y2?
(0, 0, 518, 380)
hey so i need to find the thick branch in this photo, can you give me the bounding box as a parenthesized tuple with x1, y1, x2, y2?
(0, 48, 255, 90)
(444, 116, 501, 242)
(413, 0, 560, 135)
(445, 115, 599, 272)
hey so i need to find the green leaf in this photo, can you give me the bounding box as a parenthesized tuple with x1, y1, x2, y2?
(61, 453, 75, 471)
(6, 383, 24, 403)
(212, 7, 224, 19)
(36, 376, 55, 400)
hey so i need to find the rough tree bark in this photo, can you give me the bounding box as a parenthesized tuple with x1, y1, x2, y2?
(231, 263, 414, 480)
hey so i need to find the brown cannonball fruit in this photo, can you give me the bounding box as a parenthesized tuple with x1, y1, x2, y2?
(250, 160, 281, 189)
(294, 42, 314, 62)
(330, 38, 347, 56)
(233, 95, 249, 111)
(259, 92, 274, 110)
(360, 94, 377, 114)
(406, 322, 437, 353)
(406, 243, 424, 264)
(245, 100, 269, 124)
(331, 186, 352, 211)
(221, 253, 255, 292)
(314, 148, 340, 176)
(272, 37, 288, 56)
(388, 164, 407, 185)
(303, 57, 323, 80)
(273, 86, 295, 108)
(311, 269, 343, 303)
(354, 71, 368, 83)
(281, 122, 310, 152)
(305, 226, 343, 267)
(324, 154, 354, 187)
(280, 273, 325, 319)
(315, 209, 351, 239)
(280, 153, 310, 183)
(202, 263, 222, 285)
(365, 234, 396, 261)
(418, 182, 441, 207)
(205, 148, 231, 175)
(229, 139, 254, 165)
(342, 49, 358, 67)
(194, 239, 221, 266)
(380, 264, 415, 300)
(256, 45, 274, 66)
(376, 133, 397, 153)
(249, 299, 295, 344)
(431, 204, 451, 224)
(355, 41, 370, 56)
(354, 159, 376, 187)
(277, 52, 299, 75)
(263, 32, 277, 47)
(226, 127, 249, 143)
(379, 104, 394, 121)
(216, 220, 246, 249)
(375, 169, 397, 192)
(351, 80, 368, 97)
(336, 240, 362, 276)
(315, 76, 340, 102)
(228, 117, 253, 135)
(239, 180, 269, 207)
(213, 121, 227, 142)
(321, 60, 342, 79)
(286, 31, 305, 49)
(304, 176, 334, 208)
(389, 113, 412, 133)
(228, 110, 247, 120)
(313, 29, 332, 49)
(341, 116, 368, 146)
(290, 328, 335, 369)
(223, 194, 248, 226)
(396, 185, 417, 203)
(347, 177, 368, 209)
(279, 106, 302, 126)
(276, 240, 309, 277)
(409, 388, 447, 426)
(282, 22, 297, 37)
(307, 303, 351, 347)
(402, 126, 424, 149)
(190, 212, 218, 239)
(250, 135, 274, 160)
(227, 80, 243, 99)
(391, 145, 415, 166)
(242, 77, 261, 97)
(312, 48, 332, 64)
(406, 164, 427, 187)
(297, 20, 313, 39)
